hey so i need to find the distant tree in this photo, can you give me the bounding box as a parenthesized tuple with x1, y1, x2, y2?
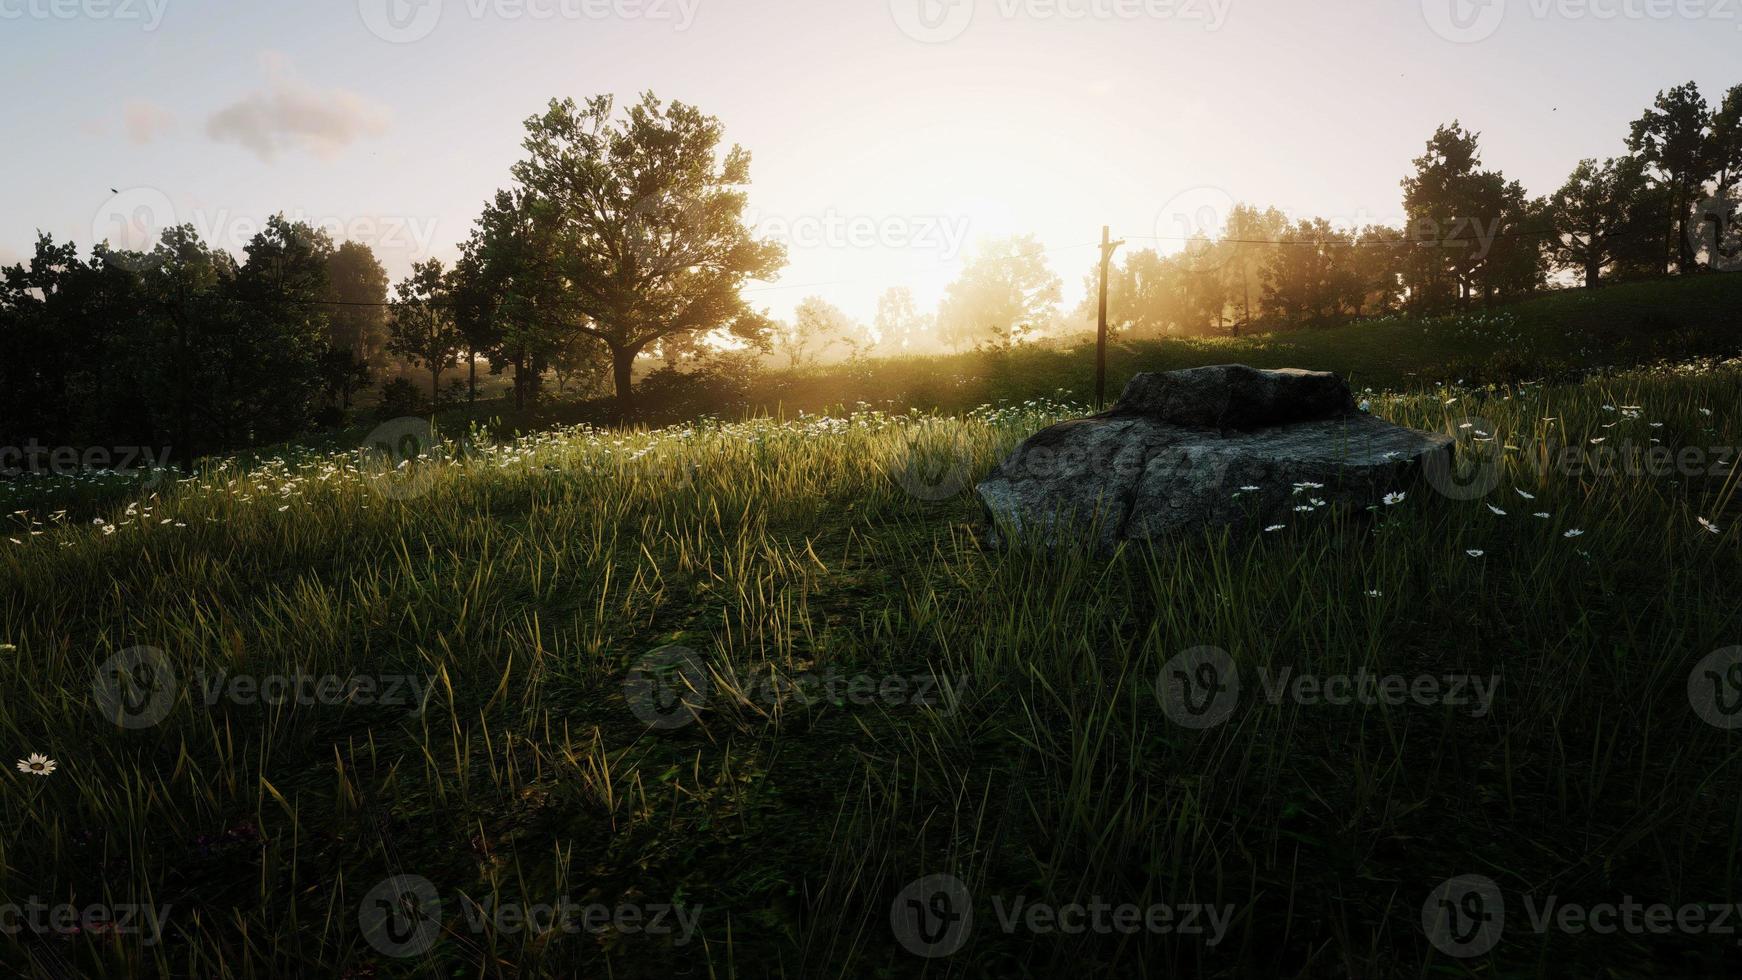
(320, 241, 388, 409)
(1222, 204, 1287, 335)
(1549, 157, 1653, 288)
(387, 258, 460, 406)
(1628, 82, 1716, 274)
(874, 286, 931, 351)
(1713, 84, 1742, 196)
(1401, 122, 1540, 311)
(224, 217, 334, 448)
(324, 242, 389, 359)
(1261, 218, 1360, 327)
(1351, 225, 1407, 316)
(506, 93, 786, 419)
(454, 188, 561, 410)
(774, 295, 855, 368)
(937, 234, 1061, 350)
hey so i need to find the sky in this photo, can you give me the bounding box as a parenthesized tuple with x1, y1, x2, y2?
(1, 0, 1738, 323)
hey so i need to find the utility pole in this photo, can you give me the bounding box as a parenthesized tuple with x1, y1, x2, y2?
(1095, 225, 1125, 410)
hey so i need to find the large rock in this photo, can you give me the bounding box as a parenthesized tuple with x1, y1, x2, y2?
(975, 365, 1453, 552)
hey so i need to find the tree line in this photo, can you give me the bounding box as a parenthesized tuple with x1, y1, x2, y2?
(3, 81, 1737, 464)
(1081, 80, 1740, 339)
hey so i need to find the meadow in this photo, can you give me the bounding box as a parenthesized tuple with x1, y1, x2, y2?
(3, 283, 1742, 976)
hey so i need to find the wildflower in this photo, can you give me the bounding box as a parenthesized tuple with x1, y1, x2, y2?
(1589, 437, 1606, 445)
(1487, 504, 1506, 516)
(1239, 485, 1260, 492)
(1365, 589, 1383, 598)
(1466, 549, 1485, 558)
(1382, 492, 1406, 505)
(1515, 489, 1535, 500)
(1534, 512, 1550, 519)
(1563, 529, 1584, 538)
(1698, 517, 1721, 535)
(16, 754, 55, 776)
(1263, 524, 1285, 533)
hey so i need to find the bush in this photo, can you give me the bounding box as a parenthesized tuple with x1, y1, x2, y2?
(378, 378, 424, 419)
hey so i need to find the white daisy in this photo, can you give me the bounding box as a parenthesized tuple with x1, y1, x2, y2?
(1698, 517, 1721, 534)
(1563, 529, 1584, 538)
(1515, 489, 1535, 500)
(16, 754, 55, 776)
(1263, 524, 1285, 533)
(1365, 589, 1383, 598)
(1487, 504, 1507, 516)
(1382, 492, 1406, 506)
(1534, 512, 1550, 519)
(1466, 549, 1485, 558)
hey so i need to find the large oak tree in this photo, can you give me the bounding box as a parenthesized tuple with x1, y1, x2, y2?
(503, 93, 785, 419)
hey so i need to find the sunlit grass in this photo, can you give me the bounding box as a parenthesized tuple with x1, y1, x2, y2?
(1, 361, 1739, 975)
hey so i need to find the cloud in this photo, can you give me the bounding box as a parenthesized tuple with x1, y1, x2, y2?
(206, 53, 388, 162)
(124, 100, 175, 144)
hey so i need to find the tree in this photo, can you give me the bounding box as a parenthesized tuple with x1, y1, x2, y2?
(1350, 225, 1407, 316)
(505, 93, 786, 419)
(1261, 218, 1354, 327)
(936, 235, 1061, 350)
(1549, 157, 1653, 288)
(1628, 82, 1716, 274)
(1400, 122, 1541, 311)
(1221, 204, 1287, 335)
(224, 217, 333, 448)
(387, 258, 460, 406)
(321, 241, 388, 409)
(774, 295, 855, 368)
(874, 286, 931, 352)
(1712, 84, 1742, 196)
(454, 188, 560, 410)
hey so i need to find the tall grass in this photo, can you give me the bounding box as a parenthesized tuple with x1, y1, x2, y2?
(1, 360, 1739, 976)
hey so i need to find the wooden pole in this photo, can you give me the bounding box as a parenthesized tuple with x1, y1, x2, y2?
(1095, 225, 1124, 410)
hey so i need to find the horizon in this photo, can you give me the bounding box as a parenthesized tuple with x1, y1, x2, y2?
(3, 0, 1738, 323)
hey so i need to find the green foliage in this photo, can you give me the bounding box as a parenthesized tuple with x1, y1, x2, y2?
(2, 352, 1739, 975)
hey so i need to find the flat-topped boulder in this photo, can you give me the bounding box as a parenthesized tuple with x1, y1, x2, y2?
(975, 365, 1453, 552)
(1110, 364, 1354, 430)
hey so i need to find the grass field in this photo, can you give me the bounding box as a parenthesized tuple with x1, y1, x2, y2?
(3, 282, 1742, 976)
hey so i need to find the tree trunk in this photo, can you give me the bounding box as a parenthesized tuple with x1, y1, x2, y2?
(467, 351, 477, 405)
(431, 368, 441, 409)
(611, 345, 638, 423)
(1585, 258, 1601, 289)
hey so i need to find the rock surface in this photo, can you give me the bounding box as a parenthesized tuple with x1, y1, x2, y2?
(975, 365, 1453, 551)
